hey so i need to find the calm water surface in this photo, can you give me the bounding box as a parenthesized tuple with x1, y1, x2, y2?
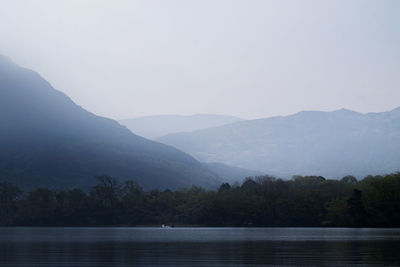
(0, 227, 399, 266)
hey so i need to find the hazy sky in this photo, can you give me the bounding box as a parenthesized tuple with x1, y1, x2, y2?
(0, 0, 399, 119)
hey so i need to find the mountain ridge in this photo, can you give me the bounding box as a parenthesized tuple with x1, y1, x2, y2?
(158, 107, 400, 179)
(0, 56, 220, 190)
(119, 114, 243, 139)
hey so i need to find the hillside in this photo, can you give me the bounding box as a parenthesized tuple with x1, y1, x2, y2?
(119, 114, 243, 139)
(159, 108, 400, 179)
(0, 55, 219, 190)
(202, 162, 264, 184)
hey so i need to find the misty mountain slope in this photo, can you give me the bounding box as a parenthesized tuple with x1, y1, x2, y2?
(158, 108, 400, 179)
(202, 162, 264, 184)
(0, 56, 219, 190)
(119, 114, 243, 139)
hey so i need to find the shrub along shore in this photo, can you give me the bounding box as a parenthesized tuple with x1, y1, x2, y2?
(0, 173, 399, 227)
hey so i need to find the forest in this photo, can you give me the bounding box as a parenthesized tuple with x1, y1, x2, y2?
(0, 173, 399, 227)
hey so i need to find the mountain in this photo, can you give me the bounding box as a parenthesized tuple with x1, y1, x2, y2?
(0, 56, 219, 190)
(119, 114, 243, 139)
(202, 162, 264, 184)
(158, 108, 400, 179)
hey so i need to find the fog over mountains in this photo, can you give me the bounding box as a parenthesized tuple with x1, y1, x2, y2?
(119, 114, 242, 140)
(0, 56, 220, 190)
(159, 108, 400, 179)
(1, 54, 398, 189)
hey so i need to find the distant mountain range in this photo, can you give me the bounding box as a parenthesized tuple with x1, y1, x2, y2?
(2, 54, 398, 187)
(119, 114, 243, 139)
(202, 162, 264, 183)
(0, 55, 220, 190)
(159, 108, 400, 179)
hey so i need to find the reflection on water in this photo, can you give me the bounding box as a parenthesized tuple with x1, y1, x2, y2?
(0, 227, 399, 266)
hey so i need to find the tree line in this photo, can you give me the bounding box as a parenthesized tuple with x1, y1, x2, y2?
(0, 173, 399, 227)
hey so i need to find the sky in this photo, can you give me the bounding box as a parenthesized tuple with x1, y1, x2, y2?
(0, 0, 399, 120)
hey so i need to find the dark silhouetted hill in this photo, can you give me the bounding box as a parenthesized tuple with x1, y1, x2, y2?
(0, 56, 219, 190)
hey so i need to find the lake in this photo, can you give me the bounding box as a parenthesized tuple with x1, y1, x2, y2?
(0, 227, 399, 266)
